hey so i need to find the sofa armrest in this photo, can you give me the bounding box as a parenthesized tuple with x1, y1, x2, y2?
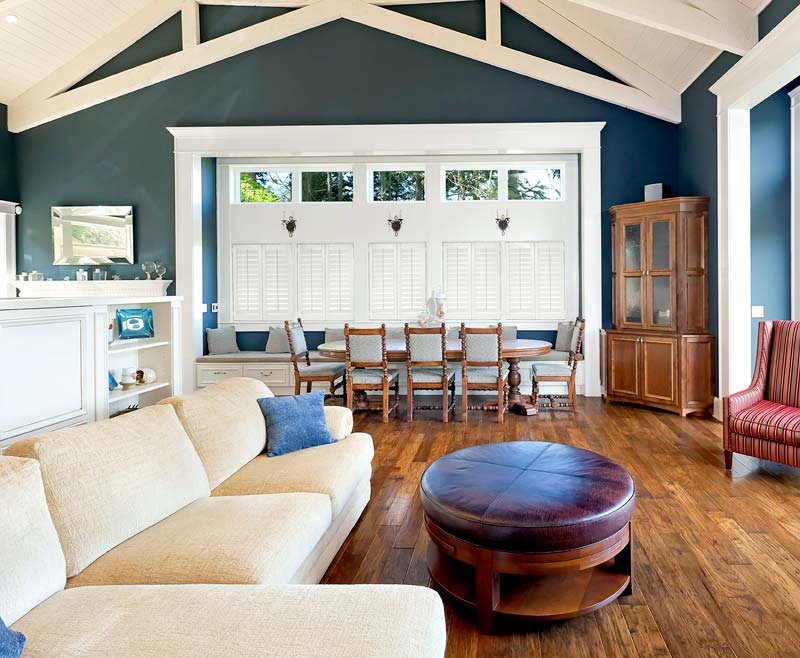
(726, 386, 764, 418)
(324, 406, 354, 440)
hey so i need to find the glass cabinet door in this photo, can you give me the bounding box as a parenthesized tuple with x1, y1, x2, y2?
(621, 221, 644, 325)
(647, 218, 675, 329)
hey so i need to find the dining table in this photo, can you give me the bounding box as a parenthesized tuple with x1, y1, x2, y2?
(317, 338, 552, 416)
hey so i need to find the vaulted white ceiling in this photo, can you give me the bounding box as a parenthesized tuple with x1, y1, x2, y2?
(0, 0, 773, 131)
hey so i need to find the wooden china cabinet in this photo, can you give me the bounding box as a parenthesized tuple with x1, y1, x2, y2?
(602, 197, 714, 416)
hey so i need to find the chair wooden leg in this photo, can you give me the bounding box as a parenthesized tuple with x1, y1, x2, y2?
(724, 450, 733, 469)
(533, 376, 540, 406)
(407, 378, 414, 422)
(306, 381, 312, 394)
(497, 381, 504, 424)
(346, 381, 354, 411)
(462, 379, 468, 422)
(442, 382, 448, 423)
(568, 373, 576, 408)
(382, 380, 389, 424)
(394, 378, 400, 417)
(294, 377, 301, 396)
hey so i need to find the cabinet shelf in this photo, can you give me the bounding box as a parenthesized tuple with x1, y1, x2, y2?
(108, 339, 170, 355)
(109, 381, 170, 404)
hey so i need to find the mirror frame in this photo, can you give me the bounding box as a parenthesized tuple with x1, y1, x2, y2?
(52, 206, 134, 265)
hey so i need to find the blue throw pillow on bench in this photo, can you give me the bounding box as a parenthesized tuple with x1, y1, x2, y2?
(258, 391, 335, 457)
(0, 616, 25, 658)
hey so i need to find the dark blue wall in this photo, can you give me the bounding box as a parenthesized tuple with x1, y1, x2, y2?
(201, 157, 217, 352)
(13, 3, 679, 327)
(0, 104, 18, 202)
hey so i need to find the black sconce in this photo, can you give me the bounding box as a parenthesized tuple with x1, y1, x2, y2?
(387, 211, 404, 237)
(282, 212, 297, 238)
(495, 210, 511, 236)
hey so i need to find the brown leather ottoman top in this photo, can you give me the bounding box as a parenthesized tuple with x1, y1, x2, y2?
(420, 441, 635, 552)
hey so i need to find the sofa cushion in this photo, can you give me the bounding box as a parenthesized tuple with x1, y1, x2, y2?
(767, 321, 800, 408)
(212, 433, 374, 517)
(0, 458, 66, 625)
(258, 392, 335, 458)
(160, 378, 272, 489)
(730, 400, 800, 444)
(4, 406, 209, 579)
(0, 616, 25, 658)
(323, 406, 354, 440)
(68, 493, 331, 587)
(13, 584, 446, 658)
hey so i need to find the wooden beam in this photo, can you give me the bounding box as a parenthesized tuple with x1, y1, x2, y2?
(485, 0, 501, 45)
(561, 0, 757, 55)
(182, 0, 201, 49)
(198, 0, 470, 5)
(341, 0, 680, 122)
(8, 0, 345, 132)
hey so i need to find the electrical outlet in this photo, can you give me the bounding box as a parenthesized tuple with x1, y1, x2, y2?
(211, 303, 219, 313)
(752, 305, 765, 318)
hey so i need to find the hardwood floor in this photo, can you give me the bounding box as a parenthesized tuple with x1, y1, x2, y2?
(322, 397, 800, 658)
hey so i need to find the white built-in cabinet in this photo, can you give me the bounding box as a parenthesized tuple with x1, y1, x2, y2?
(0, 296, 182, 449)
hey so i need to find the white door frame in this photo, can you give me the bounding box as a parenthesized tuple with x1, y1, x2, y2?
(711, 5, 800, 399)
(168, 122, 605, 394)
(791, 85, 800, 320)
(0, 201, 19, 298)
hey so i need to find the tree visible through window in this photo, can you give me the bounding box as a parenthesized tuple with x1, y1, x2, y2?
(373, 170, 425, 201)
(302, 171, 354, 202)
(444, 170, 498, 200)
(240, 172, 292, 203)
(508, 168, 562, 200)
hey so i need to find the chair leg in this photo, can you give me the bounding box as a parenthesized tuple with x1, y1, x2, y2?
(462, 378, 468, 422)
(382, 380, 389, 424)
(294, 376, 301, 396)
(568, 373, 576, 408)
(497, 382, 504, 424)
(306, 381, 312, 394)
(725, 450, 733, 470)
(346, 381, 354, 411)
(407, 378, 414, 422)
(533, 377, 540, 406)
(394, 378, 400, 417)
(442, 382, 448, 423)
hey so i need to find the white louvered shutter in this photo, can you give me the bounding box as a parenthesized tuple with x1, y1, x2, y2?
(326, 243, 355, 321)
(443, 243, 471, 318)
(232, 244, 262, 321)
(262, 244, 291, 321)
(471, 242, 501, 319)
(397, 243, 427, 318)
(505, 242, 535, 319)
(535, 241, 567, 319)
(297, 244, 325, 321)
(369, 244, 397, 319)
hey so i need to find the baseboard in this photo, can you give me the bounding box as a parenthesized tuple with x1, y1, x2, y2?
(713, 397, 723, 422)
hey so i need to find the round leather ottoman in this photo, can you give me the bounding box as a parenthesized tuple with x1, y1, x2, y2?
(420, 441, 635, 632)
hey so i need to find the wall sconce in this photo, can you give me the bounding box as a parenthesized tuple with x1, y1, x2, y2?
(387, 210, 404, 237)
(495, 210, 511, 236)
(282, 211, 298, 238)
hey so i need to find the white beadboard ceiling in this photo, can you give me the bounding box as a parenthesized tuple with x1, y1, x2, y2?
(0, 0, 776, 130)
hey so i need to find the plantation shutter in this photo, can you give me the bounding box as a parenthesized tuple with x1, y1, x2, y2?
(326, 243, 355, 321)
(232, 244, 262, 321)
(262, 244, 291, 321)
(443, 242, 471, 318)
(471, 242, 501, 319)
(397, 243, 427, 318)
(505, 242, 536, 319)
(369, 243, 398, 319)
(297, 244, 325, 321)
(535, 241, 566, 319)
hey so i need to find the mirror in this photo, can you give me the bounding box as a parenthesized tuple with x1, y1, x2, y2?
(52, 206, 134, 265)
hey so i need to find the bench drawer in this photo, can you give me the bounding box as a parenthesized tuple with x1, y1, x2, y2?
(197, 364, 243, 387)
(243, 364, 291, 387)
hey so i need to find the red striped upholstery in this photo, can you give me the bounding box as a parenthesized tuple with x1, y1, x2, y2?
(729, 400, 800, 444)
(767, 321, 800, 408)
(727, 432, 800, 468)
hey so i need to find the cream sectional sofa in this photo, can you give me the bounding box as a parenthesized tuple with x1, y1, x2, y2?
(1, 378, 446, 657)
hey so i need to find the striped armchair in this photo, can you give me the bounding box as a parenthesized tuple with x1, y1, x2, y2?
(724, 321, 800, 469)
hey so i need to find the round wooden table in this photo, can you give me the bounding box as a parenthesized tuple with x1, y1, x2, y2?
(420, 442, 635, 633)
(317, 338, 551, 415)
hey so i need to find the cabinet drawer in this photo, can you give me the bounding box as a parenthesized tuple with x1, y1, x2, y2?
(197, 364, 243, 386)
(243, 364, 291, 387)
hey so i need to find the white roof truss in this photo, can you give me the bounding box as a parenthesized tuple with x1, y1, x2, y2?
(7, 0, 770, 131)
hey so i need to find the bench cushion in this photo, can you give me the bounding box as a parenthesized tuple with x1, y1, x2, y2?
(68, 493, 331, 587)
(213, 433, 374, 517)
(0, 458, 66, 625)
(160, 378, 271, 489)
(4, 406, 210, 579)
(13, 584, 446, 658)
(196, 350, 338, 364)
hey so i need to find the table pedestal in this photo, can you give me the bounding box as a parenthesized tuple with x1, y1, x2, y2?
(506, 357, 538, 416)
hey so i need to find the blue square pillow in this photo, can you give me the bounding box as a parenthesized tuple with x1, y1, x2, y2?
(0, 616, 25, 658)
(258, 392, 335, 457)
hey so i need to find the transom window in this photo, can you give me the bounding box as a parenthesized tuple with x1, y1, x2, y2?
(444, 169, 499, 201)
(508, 168, 562, 201)
(239, 171, 292, 203)
(372, 169, 425, 202)
(301, 171, 354, 202)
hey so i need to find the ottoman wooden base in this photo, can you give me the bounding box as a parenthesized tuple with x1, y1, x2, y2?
(425, 516, 632, 633)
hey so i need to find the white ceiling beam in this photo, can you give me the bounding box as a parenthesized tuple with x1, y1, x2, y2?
(561, 0, 757, 56)
(8, 0, 345, 132)
(505, 0, 678, 100)
(11, 0, 183, 107)
(182, 0, 201, 49)
(342, 0, 680, 122)
(198, 0, 469, 5)
(485, 0, 501, 45)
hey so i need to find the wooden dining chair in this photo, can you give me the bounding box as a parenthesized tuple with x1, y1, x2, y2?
(285, 319, 346, 401)
(344, 324, 400, 423)
(461, 323, 508, 424)
(404, 323, 456, 422)
(532, 318, 585, 410)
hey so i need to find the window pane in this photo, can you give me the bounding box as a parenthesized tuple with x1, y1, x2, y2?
(508, 168, 562, 200)
(444, 170, 498, 200)
(239, 172, 292, 203)
(301, 171, 354, 202)
(373, 170, 425, 201)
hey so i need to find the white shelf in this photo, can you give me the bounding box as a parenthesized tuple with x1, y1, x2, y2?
(109, 381, 170, 404)
(108, 339, 170, 355)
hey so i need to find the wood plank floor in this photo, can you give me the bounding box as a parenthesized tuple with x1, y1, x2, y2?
(322, 398, 800, 658)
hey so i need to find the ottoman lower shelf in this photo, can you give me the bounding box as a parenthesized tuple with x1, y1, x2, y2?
(427, 542, 630, 623)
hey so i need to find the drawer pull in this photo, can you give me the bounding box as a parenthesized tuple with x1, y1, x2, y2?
(212, 371, 227, 375)
(260, 371, 273, 377)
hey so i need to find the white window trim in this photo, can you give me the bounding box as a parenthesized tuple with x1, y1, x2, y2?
(170, 122, 604, 396)
(791, 85, 800, 320)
